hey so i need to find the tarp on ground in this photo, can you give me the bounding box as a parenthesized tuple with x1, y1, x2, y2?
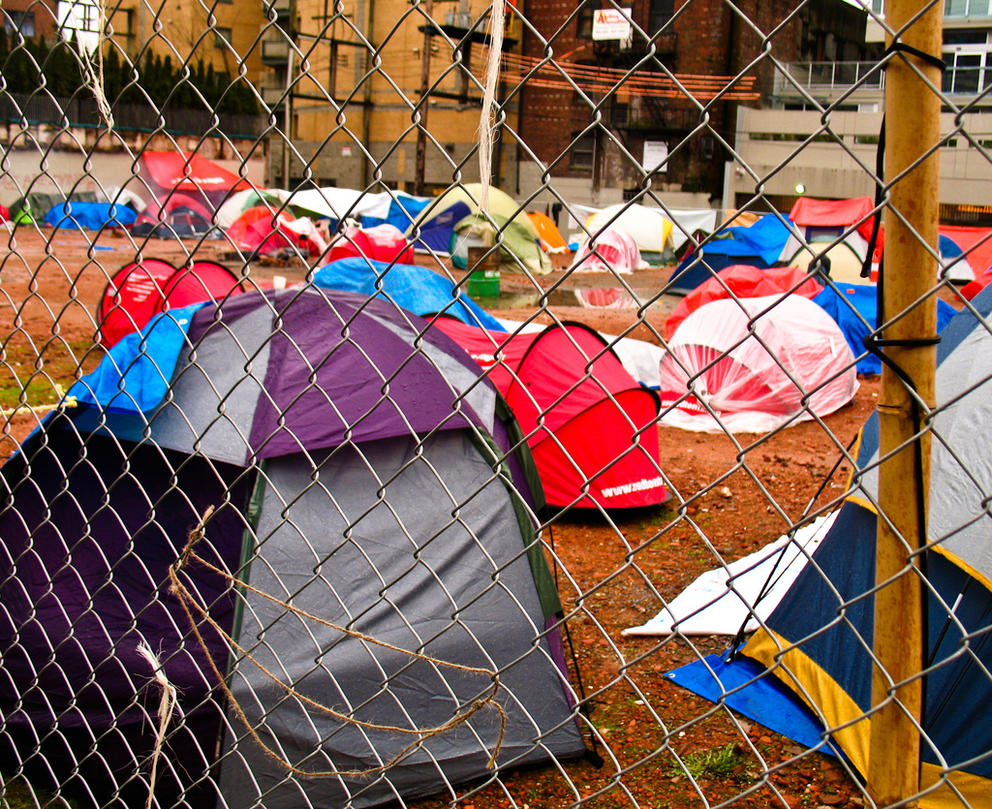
(624, 513, 835, 636)
(43, 202, 137, 230)
(312, 257, 506, 331)
(811, 283, 958, 375)
(739, 285, 992, 806)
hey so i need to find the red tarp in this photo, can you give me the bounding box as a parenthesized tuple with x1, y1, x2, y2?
(435, 318, 667, 510)
(789, 196, 876, 243)
(940, 225, 992, 277)
(139, 151, 251, 194)
(665, 264, 824, 339)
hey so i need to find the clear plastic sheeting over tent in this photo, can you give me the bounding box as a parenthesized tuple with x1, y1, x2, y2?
(658, 294, 858, 434)
(569, 227, 645, 274)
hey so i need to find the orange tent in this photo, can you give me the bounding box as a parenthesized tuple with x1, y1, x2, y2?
(527, 211, 569, 253)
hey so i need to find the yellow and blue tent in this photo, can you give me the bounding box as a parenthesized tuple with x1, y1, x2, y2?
(742, 285, 992, 807)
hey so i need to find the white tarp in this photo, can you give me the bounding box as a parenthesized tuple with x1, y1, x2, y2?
(623, 512, 836, 637)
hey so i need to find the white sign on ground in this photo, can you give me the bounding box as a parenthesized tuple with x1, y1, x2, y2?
(592, 8, 632, 41)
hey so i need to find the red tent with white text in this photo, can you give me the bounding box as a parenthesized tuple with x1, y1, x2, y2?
(434, 318, 668, 511)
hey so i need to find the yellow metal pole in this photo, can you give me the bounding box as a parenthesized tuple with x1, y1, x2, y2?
(868, 1, 941, 806)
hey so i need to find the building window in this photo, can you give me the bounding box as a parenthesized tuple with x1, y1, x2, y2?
(570, 132, 595, 172)
(4, 11, 35, 35)
(576, 0, 598, 39)
(945, 0, 991, 15)
(649, 0, 675, 34)
(214, 27, 232, 48)
(944, 43, 992, 94)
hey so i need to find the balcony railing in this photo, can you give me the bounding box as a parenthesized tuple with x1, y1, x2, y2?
(774, 61, 885, 99)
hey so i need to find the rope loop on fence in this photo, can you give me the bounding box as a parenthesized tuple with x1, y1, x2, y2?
(167, 506, 507, 778)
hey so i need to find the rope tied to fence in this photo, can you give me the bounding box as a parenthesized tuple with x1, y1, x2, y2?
(168, 506, 507, 778)
(136, 641, 178, 809)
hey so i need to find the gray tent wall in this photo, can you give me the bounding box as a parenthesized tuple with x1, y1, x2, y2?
(218, 432, 583, 807)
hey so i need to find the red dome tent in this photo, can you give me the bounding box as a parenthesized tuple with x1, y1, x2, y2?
(327, 223, 415, 265)
(434, 318, 668, 510)
(97, 259, 246, 347)
(665, 264, 824, 339)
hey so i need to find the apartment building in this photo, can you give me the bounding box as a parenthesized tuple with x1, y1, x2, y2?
(260, 0, 522, 192)
(514, 0, 873, 208)
(728, 1, 992, 221)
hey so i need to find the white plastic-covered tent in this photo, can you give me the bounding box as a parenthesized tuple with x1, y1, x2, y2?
(658, 294, 858, 434)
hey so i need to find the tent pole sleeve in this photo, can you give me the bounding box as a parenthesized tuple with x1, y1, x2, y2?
(226, 461, 269, 681)
(869, 2, 941, 806)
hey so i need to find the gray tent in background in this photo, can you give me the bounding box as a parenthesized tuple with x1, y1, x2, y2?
(0, 288, 586, 808)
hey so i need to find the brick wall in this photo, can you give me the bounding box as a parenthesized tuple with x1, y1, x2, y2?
(517, 0, 807, 198)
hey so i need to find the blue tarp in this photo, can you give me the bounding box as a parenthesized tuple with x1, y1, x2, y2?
(812, 283, 956, 374)
(43, 201, 138, 230)
(704, 215, 794, 264)
(665, 653, 840, 756)
(312, 257, 506, 331)
(669, 215, 795, 294)
(361, 194, 433, 233)
(69, 304, 204, 413)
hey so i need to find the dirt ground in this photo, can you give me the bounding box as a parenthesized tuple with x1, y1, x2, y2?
(0, 227, 895, 808)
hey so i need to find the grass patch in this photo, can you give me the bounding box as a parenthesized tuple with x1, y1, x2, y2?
(2, 773, 77, 809)
(0, 338, 101, 412)
(665, 743, 750, 782)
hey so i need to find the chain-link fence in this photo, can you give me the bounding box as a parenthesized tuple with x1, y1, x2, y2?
(1, 0, 989, 807)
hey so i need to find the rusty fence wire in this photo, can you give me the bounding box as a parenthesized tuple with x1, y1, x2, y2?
(0, 1, 989, 808)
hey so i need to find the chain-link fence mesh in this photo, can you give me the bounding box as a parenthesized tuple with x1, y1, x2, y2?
(0, 0, 989, 807)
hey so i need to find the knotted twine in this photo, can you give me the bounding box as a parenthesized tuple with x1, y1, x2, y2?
(167, 506, 506, 779)
(136, 642, 178, 809)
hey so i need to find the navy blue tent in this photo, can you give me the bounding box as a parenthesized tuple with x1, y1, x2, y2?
(668, 214, 794, 295)
(43, 201, 138, 230)
(312, 257, 506, 331)
(739, 285, 992, 807)
(812, 283, 957, 374)
(408, 200, 472, 254)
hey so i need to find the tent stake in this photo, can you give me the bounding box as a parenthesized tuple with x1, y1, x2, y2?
(869, 2, 941, 806)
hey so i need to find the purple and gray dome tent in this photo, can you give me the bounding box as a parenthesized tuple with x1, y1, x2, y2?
(0, 288, 586, 808)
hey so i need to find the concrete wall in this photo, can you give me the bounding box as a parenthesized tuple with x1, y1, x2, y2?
(728, 106, 992, 210)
